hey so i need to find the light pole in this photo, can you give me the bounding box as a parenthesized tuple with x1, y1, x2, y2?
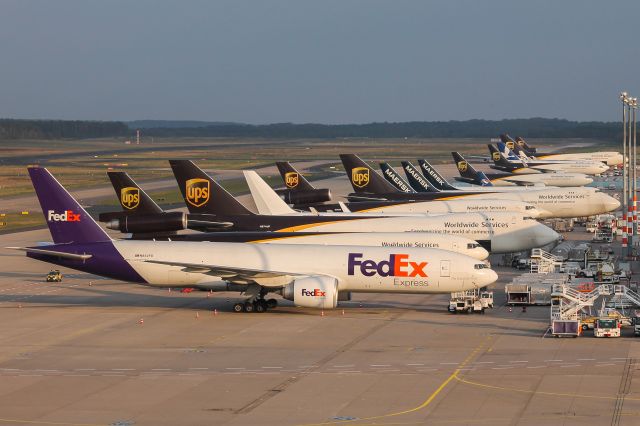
(621, 92, 628, 250)
(633, 98, 638, 243)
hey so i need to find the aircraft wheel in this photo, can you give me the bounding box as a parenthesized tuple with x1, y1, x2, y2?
(233, 303, 244, 313)
(244, 302, 255, 313)
(255, 300, 267, 313)
(267, 298, 278, 309)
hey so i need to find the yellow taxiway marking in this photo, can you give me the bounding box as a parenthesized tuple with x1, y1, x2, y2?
(300, 335, 494, 426)
(454, 375, 640, 402)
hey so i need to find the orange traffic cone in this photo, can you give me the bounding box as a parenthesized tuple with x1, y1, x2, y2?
(321, 310, 325, 317)
(138, 318, 144, 325)
(195, 312, 200, 319)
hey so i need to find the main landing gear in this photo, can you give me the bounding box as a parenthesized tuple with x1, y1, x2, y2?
(233, 298, 278, 313)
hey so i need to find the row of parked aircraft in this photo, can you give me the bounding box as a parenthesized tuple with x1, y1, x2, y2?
(11, 141, 621, 313)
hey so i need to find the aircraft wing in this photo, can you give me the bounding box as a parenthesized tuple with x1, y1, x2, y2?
(143, 259, 310, 287)
(530, 167, 557, 173)
(6, 247, 93, 261)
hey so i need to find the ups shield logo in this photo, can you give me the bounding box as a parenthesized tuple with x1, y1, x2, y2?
(492, 151, 501, 161)
(457, 161, 468, 172)
(352, 167, 370, 188)
(185, 178, 210, 207)
(120, 187, 140, 210)
(506, 141, 515, 150)
(285, 172, 299, 188)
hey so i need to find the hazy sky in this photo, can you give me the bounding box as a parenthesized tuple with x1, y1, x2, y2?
(1, 0, 638, 123)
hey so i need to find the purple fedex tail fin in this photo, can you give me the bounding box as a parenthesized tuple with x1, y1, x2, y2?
(28, 167, 111, 244)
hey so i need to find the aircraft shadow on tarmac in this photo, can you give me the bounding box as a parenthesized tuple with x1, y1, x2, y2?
(0, 284, 552, 335)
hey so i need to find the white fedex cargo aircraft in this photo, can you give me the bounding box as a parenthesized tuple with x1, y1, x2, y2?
(242, 170, 559, 253)
(11, 167, 498, 313)
(244, 170, 543, 218)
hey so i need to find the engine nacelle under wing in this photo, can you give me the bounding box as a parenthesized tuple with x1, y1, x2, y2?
(282, 275, 338, 309)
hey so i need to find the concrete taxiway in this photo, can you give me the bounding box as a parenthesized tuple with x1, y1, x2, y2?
(1, 225, 640, 426)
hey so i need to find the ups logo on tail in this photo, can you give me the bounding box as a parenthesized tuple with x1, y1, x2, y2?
(285, 172, 299, 188)
(492, 151, 501, 161)
(506, 141, 515, 150)
(186, 178, 210, 207)
(352, 167, 370, 188)
(120, 187, 140, 210)
(457, 161, 468, 172)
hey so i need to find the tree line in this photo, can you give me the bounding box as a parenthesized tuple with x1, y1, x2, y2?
(0, 117, 624, 141)
(0, 119, 128, 140)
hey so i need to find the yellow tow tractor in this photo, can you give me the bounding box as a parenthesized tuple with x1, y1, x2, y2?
(46, 270, 62, 282)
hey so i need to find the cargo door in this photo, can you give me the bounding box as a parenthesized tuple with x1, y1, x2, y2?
(440, 260, 451, 277)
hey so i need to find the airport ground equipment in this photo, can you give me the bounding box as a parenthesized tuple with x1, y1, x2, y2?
(594, 318, 621, 337)
(505, 273, 566, 305)
(633, 316, 640, 336)
(46, 270, 62, 282)
(448, 289, 493, 314)
(529, 248, 564, 274)
(550, 284, 640, 336)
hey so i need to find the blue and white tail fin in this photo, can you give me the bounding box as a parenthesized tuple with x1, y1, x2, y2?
(497, 142, 522, 161)
(28, 167, 111, 244)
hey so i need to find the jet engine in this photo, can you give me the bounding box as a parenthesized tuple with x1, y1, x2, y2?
(277, 189, 332, 205)
(106, 212, 187, 234)
(281, 275, 338, 309)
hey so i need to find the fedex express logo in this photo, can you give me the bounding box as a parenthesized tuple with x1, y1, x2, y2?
(47, 210, 81, 222)
(301, 288, 326, 297)
(348, 253, 427, 277)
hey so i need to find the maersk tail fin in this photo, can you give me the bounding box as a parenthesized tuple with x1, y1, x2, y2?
(400, 161, 436, 192)
(28, 167, 111, 244)
(107, 171, 163, 215)
(275, 162, 315, 191)
(339, 154, 399, 194)
(417, 160, 457, 191)
(169, 160, 253, 216)
(379, 163, 414, 193)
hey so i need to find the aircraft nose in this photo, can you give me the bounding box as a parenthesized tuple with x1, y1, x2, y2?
(604, 194, 621, 212)
(476, 268, 498, 287)
(474, 246, 490, 261)
(534, 223, 560, 247)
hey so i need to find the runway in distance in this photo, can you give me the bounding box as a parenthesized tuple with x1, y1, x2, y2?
(340, 154, 619, 218)
(170, 160, 559, 253)
(10, 167, 498, 312)
(100, 171, 490, 260)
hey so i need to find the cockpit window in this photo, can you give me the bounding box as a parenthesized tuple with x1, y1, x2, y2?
(525, 205, 536, 210)
(474, 264, 489, 269)
(467, 243, 481, 249)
